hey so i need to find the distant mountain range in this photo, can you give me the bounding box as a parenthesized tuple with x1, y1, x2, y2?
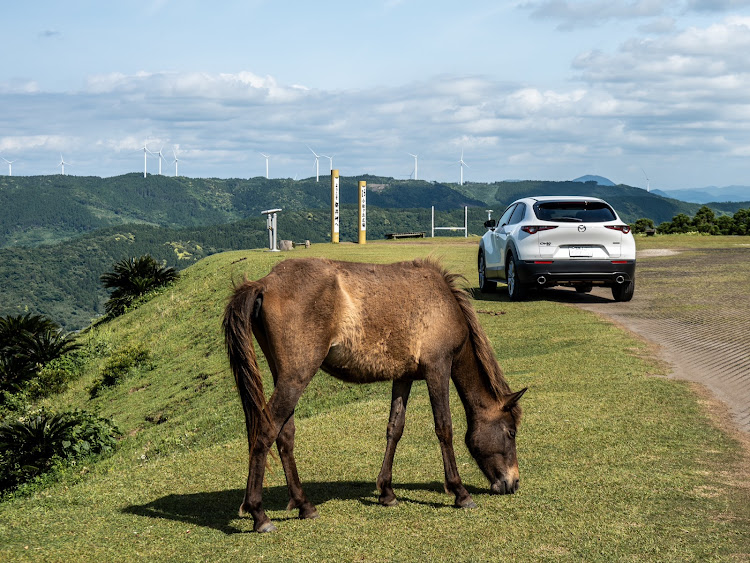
(572, 175, 616, 186)
(653, 185, 750, 204)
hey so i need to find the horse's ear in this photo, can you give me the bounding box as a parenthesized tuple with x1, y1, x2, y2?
(503, 387, 527, 411)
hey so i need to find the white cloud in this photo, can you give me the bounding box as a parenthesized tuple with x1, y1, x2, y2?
(523, 0, 675, 29)
(523, 0, 750, 29)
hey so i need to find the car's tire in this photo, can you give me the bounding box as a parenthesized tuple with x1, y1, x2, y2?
(612, 278, 635, 302)
(478, 251, 497, 293)
(506, 253, 528, 301)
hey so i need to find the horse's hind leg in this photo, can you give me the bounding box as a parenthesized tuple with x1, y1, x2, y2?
(277, 414, 318, 520)
(424, 361, 476, 509)
(240, 371, 317, 533)
(376, 379, 413, 506)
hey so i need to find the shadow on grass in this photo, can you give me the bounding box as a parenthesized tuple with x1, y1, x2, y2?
(122, 480, 487, 534)
(471, 286, 614, 304)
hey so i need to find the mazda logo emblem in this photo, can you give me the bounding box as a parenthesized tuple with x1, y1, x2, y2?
(578, 225, 586, 232)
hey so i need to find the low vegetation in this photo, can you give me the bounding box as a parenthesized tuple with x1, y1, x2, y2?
(0, 408, 119, 494)
(656, 205, 750, 235)
(0, 238, 747, 561)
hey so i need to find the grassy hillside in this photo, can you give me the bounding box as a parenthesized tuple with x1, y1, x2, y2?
(1, 239, 747, 561)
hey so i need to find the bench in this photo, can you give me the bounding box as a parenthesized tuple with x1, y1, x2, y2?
(385, 232, 426, 239)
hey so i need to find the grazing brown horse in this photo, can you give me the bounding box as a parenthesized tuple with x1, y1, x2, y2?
(223, 257, 526, 532)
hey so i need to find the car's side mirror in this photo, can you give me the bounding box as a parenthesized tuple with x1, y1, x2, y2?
(484, 219, 497, 229)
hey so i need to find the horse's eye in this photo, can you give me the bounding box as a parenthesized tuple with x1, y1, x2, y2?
(508, 430, 516, 439)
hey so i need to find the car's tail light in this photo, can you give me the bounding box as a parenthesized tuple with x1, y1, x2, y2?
(606, 225, 631, 234)
(522, 225, 558, 234)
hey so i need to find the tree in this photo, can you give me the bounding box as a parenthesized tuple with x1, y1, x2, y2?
(692, 206, 718, 234)
(732, 208, 750, 235)
(100, 255, 179, 317)
(633, 218, 655, 234)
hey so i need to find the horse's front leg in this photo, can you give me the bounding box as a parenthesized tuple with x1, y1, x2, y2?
(376, 378, 413, 506)
(425, 364, 476, 509)
(277, 413, 318, 520)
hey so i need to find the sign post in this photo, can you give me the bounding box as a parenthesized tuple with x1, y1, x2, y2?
(358, 180, 366, 244)
(331, 170, 340, 243)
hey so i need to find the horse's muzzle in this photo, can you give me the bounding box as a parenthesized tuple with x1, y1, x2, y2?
(491, 479, 519, 495)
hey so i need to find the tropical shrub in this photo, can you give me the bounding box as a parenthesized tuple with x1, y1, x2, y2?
(100, 255, 179, 317)
(0, 408, 119, 494)
(0, 314, 80, 397)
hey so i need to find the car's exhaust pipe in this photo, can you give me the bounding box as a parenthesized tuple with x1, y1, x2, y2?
(537, 276, 546, 285)
(615, 275, 625, 284)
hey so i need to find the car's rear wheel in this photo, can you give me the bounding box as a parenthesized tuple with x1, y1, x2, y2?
(506, 254, 528, 301)
(612, 278, 635, 302)
(478, 251, 496, 293)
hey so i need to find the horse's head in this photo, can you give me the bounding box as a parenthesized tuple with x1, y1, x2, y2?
(465, 387, 527, 495)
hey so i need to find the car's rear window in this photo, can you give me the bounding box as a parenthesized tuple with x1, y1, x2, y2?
(533, 201, 616, 223)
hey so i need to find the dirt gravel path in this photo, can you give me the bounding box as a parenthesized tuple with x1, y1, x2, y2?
(543, 245, 750, 433)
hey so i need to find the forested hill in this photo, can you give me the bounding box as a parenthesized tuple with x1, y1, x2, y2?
(0, 205, 474, 329)
(0, 173, 720, 249)
(0, 174, 484, 249)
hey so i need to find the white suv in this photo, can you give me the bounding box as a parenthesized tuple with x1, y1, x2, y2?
(478, 196, 636, 301)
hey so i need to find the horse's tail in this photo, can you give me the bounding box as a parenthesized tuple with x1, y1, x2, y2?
(223, 280, 271, 452)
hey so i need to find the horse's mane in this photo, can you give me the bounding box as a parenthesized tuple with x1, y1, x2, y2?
(413, 258, 520, 417)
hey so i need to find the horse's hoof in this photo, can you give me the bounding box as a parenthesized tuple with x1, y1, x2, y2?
(456, 499, 477, 509)
(300, 506, 319, 520)
(379, 497, 399, 507)
(256, 521, 277, 533)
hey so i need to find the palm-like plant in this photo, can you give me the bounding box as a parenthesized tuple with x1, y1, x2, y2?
(100, 255, 179, 317)
(0, 314, 80, 394)
(0, 409, 119, 492)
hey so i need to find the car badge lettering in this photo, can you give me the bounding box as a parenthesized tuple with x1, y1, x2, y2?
(578, 225, 586, 232)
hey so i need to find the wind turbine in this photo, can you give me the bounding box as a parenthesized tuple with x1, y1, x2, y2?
(260, 152, 270, 179)
(156, 146, 166, 175)
(641, 168, 650, 192)
(308, 145, 321, 182)
(322, 154, 334, 173)
(1, 157, 15, 176)
(139, 141, 154, 177)
(172, 148, 180, 176)
(408, 153, 418, 180)
(58, 154, 71, 175)
(458, 149, 469, 186)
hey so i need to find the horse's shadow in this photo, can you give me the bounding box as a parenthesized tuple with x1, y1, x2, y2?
(122, 481, 486, 534)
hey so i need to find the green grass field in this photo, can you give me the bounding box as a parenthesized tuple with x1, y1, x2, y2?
(1, 237, 748, 561)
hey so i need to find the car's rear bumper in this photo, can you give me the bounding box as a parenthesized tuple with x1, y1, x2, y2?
(517, 259, 636, 286)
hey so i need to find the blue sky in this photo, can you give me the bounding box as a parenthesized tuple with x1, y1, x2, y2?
(1, 1, 750, 190)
